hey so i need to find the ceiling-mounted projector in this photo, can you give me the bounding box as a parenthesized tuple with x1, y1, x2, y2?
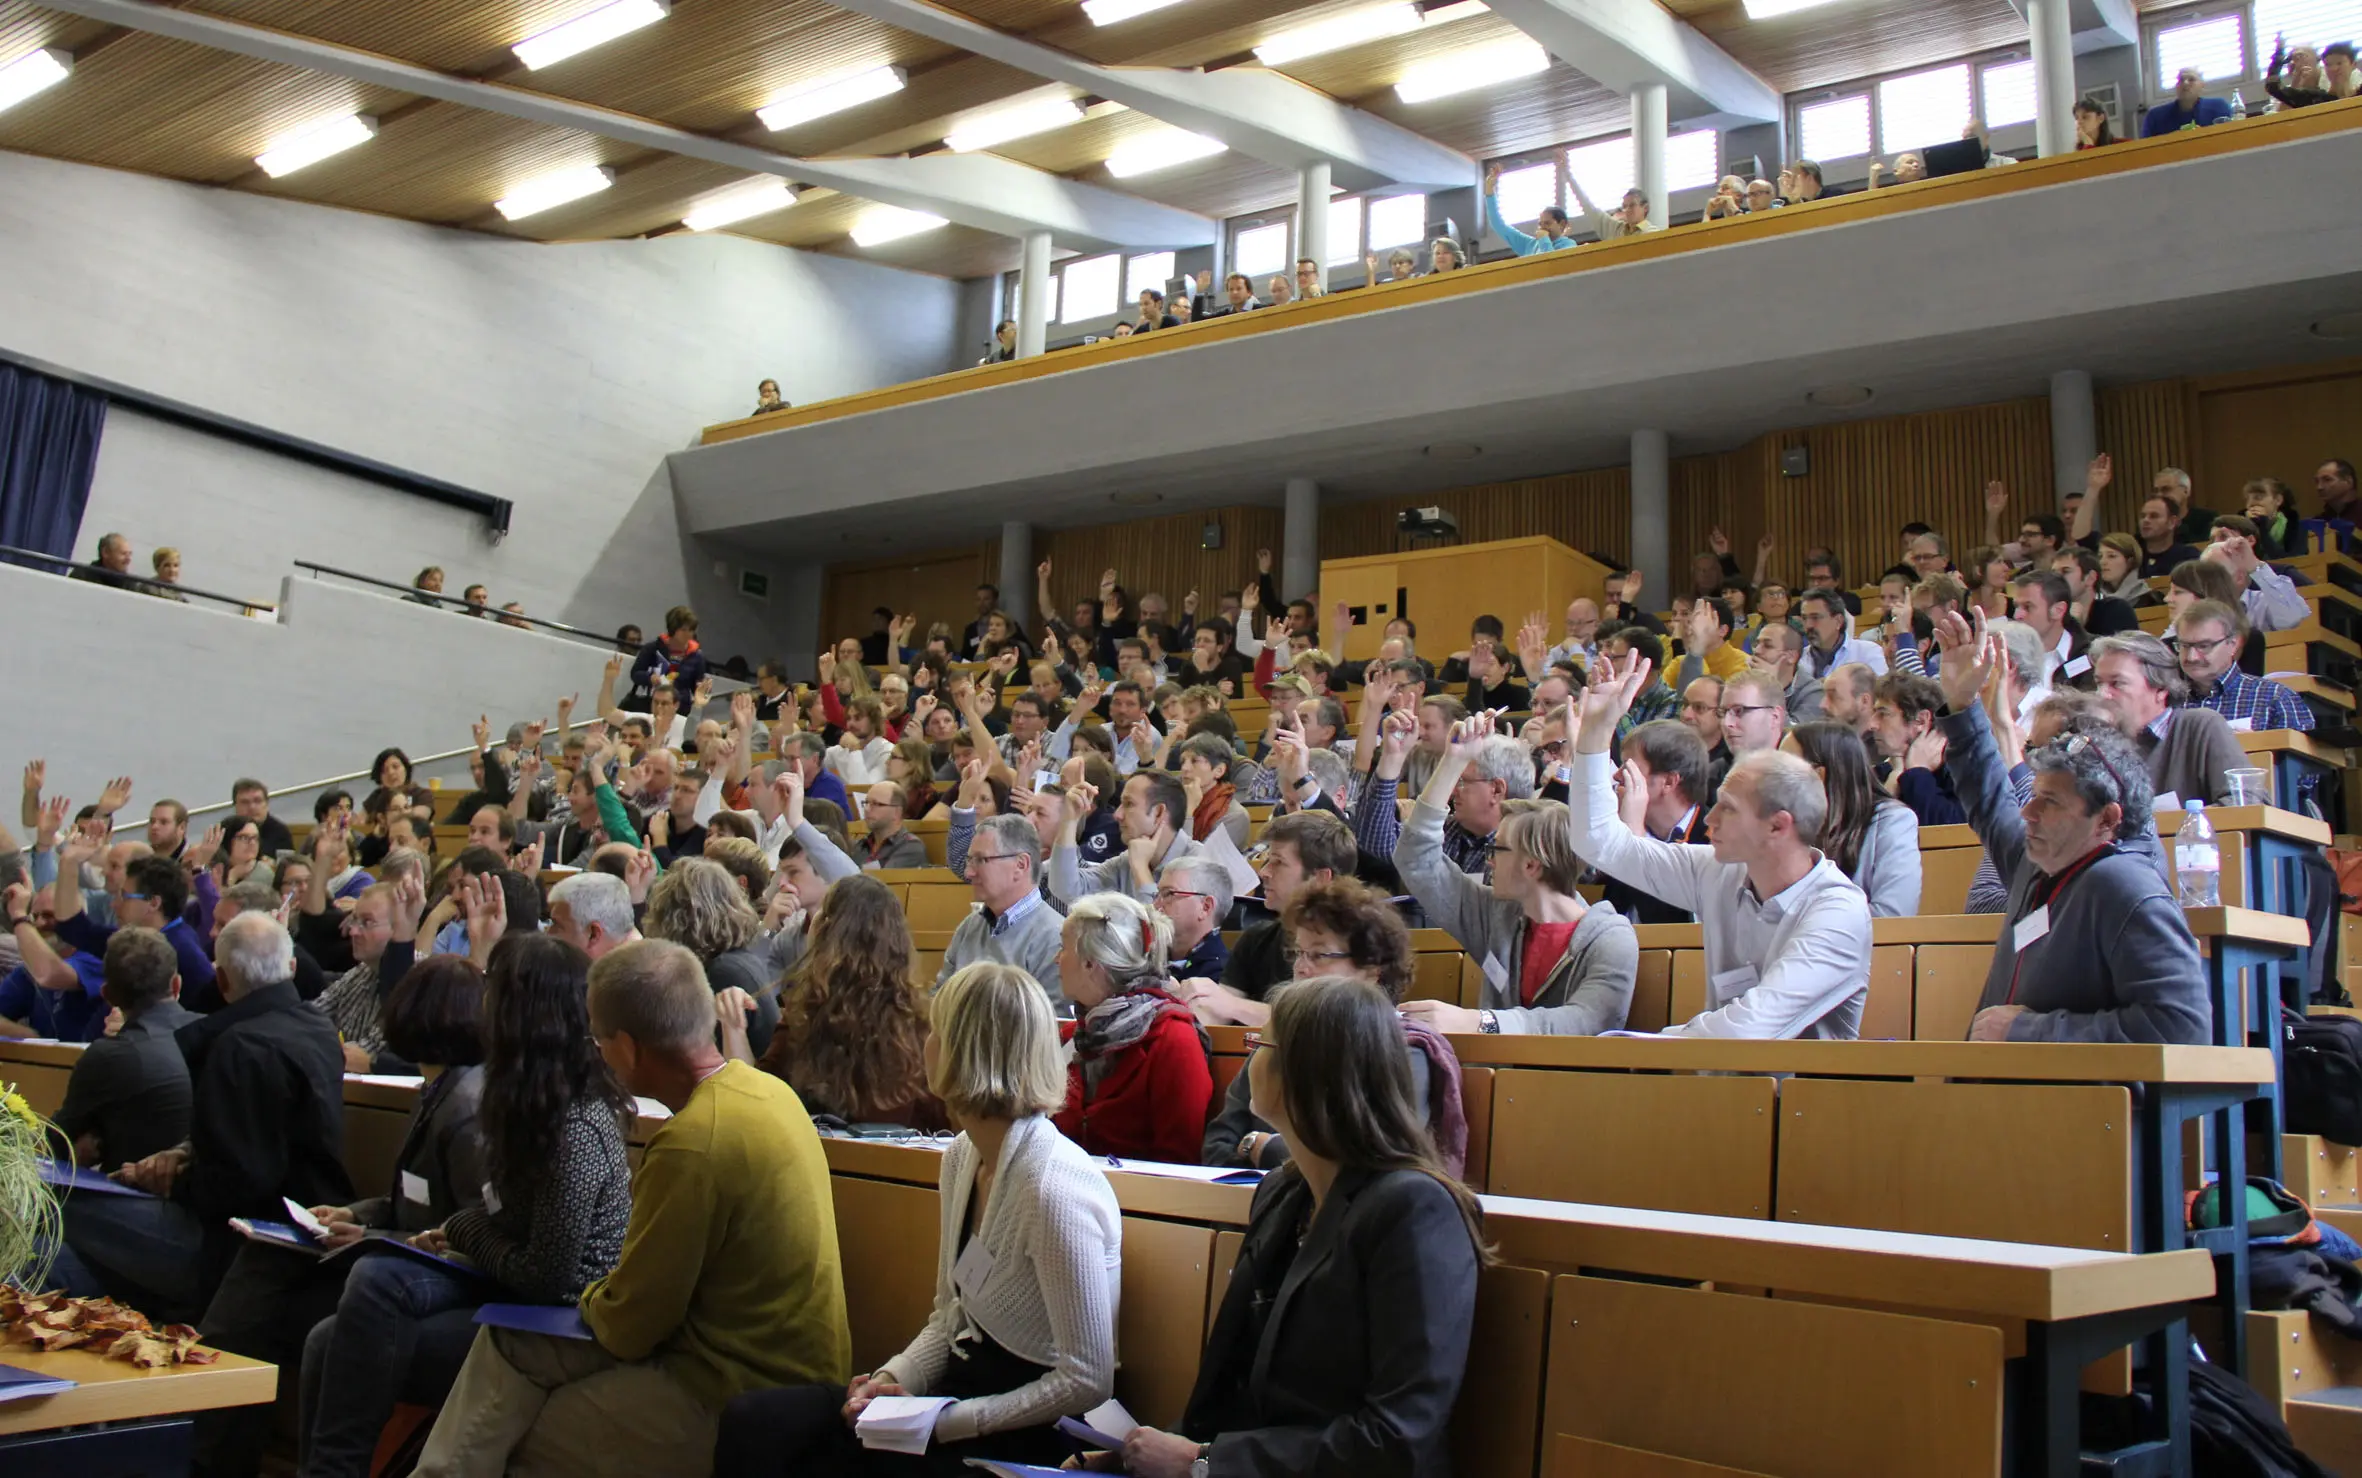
(1397, 506, 1458, 538)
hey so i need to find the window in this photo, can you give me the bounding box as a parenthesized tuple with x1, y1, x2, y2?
(1233, 220, 1290, 280)
(1493, 161, 1559, 223)
(1667, 129, 1721, 190)
(1798, 93, 1872, 161)
(1124, 250, 1174, 302)
(1564, 136, 1633, 206)
(2251, 0, 2362, 68)
(2154, 10, 2248, 87)
(1003, 271, 1058, 325)
(1365, 193, 1426, 250)
(1060, 252, 1119, 322)
(1980, 58, 2038, 126)
(1326, 196, 1363, 265)
(1877, 63, 1972, 151)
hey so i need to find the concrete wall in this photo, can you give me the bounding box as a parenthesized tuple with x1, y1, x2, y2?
(0, 563, 649, 823)
(0, 146, 961, 664)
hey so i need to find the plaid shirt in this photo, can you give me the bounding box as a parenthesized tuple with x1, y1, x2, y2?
(2190, 669, 2313, 733)
(1352, 775, 1492, 879)
(1617, 681, 1684, 740)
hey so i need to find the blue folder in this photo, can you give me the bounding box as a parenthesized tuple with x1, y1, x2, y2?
(0, 1361, 79, 1405)
(35, 1159, 152, 1197)
(473, 1303, 594, 1341)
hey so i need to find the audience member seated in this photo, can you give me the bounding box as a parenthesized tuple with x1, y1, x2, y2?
(1176, 734, 1251, 850)
(1872, 673, 1965, 825)
(2265, 38, 2359, 109)
(646, 857, 781, 1059)
(1113, 975, 1481, 1478)
(1155, 854, 1232, 982)
(1204, 879, 1465, 1178)
(1750, 621, 1823, 722)
(1931, 619, 2209, 1043)
(1051, 772, 1200, 910)
(632, 605, 709, 710)
(1396, 715, 1637, 1036)
(854, 782, 929, 869)
(2090, 632, 2249, 806)
(52, 833, 219, 1012)
(2175, 600, 2311, 734)
(195, 953, 487, 1476)
(715, 960, 1119, 1478)
(46, 928, 195, 1170)
(2201, 514, 2310, 633)
(1054, 891, 1214, 1164)
(2143, 67, 2234, 136)
(1673, 599, 1748, 688)
(0, 868, 109, 1042)
(2074, 97, 2118, 148)
(1174, 810, 1356, 1027)
(1598, 719, 1712, 924)
(943, 812, 1065, 1005)
(1783, 723, 1921, 917)
(416, 940, 849, 1478)
(50, 913, 351, 1323)
(731, 874, 943, 1131)
(1355, 710, 1529, 879)
(1569, 654, 1872, 1038)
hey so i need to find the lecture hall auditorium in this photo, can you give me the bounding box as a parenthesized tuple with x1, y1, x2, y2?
(1, 0, 2361, 1473)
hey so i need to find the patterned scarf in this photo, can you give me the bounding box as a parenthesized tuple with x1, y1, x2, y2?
(1189, 782, 1236, 843)
(1071, 981, 1207, 1095)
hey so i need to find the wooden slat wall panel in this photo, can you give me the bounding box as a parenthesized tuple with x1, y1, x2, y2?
(823, 546, 999, 661)
(1038, 507, 1287, 630)
(1322, 469, 1632, 565)
(2094, 380, 2194, 534)
(2194, 361, 2362, 512)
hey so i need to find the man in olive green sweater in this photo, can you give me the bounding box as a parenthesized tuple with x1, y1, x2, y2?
(416, 940, 850, 1477)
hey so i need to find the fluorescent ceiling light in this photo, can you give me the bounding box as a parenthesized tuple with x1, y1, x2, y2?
(681, 178, 798, 231)
(1083, 0, 1189, 23)
(1741, 0, 1843, 17)
(494, 165, 615, 220)
(254, 113, 378, 177)
(0, 48, 71, 114)
(943, 96, 1085, 153)
(1395, 36, 1547, 102)
(1105, 128, 1227, 178)
(851, 205, 947, 247)
(1422, 0, 1491, 21)
(512, 0, 668, 70)
(1254, 4, 1422, 66)
(757, 65, 905, 131)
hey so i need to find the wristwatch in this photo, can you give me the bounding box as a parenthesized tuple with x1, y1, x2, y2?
(1191, 1446, 1211, 1478)
(1477, 1010, 1501, 1034)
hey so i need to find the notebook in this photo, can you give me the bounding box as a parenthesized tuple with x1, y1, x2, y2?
(472, 1303, 594, 1341)
(0, 1362, 78, 1405)
(35, 1159, 152, 1197)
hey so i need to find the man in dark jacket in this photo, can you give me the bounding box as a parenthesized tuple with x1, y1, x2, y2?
(50, 911, 352, 1321)
(630, 604, 708, 709)
(49, 929, 197, 1172)
(1932, 613, 2208, 1044)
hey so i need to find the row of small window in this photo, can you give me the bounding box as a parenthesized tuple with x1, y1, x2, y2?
(2148, 0, 2362, 91)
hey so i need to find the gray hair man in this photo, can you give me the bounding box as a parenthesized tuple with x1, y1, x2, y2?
(940, 812, 1063, 1005)
(549, 872, 641, 961)
(1156, 854, 1234, 983)
(2090, 632, 2247, 806)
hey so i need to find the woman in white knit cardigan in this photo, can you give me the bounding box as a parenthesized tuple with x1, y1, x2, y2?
(712, 960, 1123, 1475)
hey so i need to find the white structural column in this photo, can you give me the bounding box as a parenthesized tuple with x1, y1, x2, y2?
(1001, 522, 1034, 628)
(1283, 479, 1321, 602)
(1631, 83, 1669, 224)
(2049, 370, 2097, 510)
(1017, 231, 1052, 358)
(1296, 163, 1331, 293)
(2027, 0, 2078, 158)
(1631, 430, 1670, 601)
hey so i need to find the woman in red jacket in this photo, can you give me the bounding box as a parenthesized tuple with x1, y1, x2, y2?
(1053, 891, 1214, 1165)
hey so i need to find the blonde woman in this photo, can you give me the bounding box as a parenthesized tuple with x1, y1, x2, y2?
(149, 546, 188, 601)
(713, 961, 1121, 1476)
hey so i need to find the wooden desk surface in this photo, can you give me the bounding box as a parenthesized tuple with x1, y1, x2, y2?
(1431, 1037, 2276, 1087)
(2236, 729, 2351, 765)
(2185, 906, 2313, 948)
(2277, 674, 2357, 711)
(1631, 916, 2008, 951)
(0, 1040, 86, 1069)
(1933, 808, 2331, 850)
(1476, 1195, 2215, 1324)
(2262, 621, 2362, 661)
(0, 1344, 276, 1436)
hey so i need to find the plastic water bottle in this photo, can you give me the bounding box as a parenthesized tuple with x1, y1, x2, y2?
(2177, 800, 2220, 907)
(2229, 88, 2248, 119)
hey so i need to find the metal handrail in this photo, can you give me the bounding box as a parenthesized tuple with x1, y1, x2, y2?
(0, 543, 275, 613)
(293, 560, 626, 649)
(166, 741, 491, 827)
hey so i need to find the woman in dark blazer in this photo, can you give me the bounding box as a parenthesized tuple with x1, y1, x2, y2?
(1097, 974, 1488, 1478)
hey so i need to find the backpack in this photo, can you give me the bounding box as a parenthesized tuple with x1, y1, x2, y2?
(2188, 1359, 2336, 1478)
(2282, 1009, 2362, 1146)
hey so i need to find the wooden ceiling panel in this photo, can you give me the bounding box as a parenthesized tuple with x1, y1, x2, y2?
(1049, 0, 1374, 67)
(1678, 0, 2033, 96)
(1093, 146, 1299, 221)
(493, 149, 755, 239)
(182, 0, 587, 74)
(0, 4, 112, 60)
(0, 31, 395, 184)
(240, 101, 635, 225)
(1264, 9, 1518, 98)
(1356, 57, 1625, 161)
(817, 222, 1020, 280)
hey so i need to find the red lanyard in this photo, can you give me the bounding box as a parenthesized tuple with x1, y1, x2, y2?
(2005, 845, 2111, 1005)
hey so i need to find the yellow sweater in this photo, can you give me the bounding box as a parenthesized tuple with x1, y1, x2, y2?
(579, 1060, 851, 1409)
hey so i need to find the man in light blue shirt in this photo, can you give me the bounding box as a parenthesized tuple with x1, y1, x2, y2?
(1047, 679, 1161, 776)
(1482, 164, 1576, 256)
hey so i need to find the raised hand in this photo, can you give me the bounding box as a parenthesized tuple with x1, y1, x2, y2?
(1182, 590, 1199, 617)
(1063, 779, 1099, 824)
(1446, 710, 1498, 762)
(2085, 453, 2112, 497)
(1268, 722, 1310, 796)
(1929, 607, 1992, 714)
(955, 757, 990, 810)
(1707, 526, 1731, 558)
(1037, 558, 1053, 582)
(1377, 707, 1419, 768)
(518, 749, 543, 788)
(1984, 480, 2009, 517)
(1517, 610, 1548, 672)
(604, 653, 626, 684)
(515, 835, 546, 876)
(817, 651, 836, 682)
(36, 793, 69, 851)
(1239, 582, 1260, 614)
(21, 760, 42, 799)
(460, 872, 507, 943)
(2, 881, 29, 922)
(1015, 739, 1043, 782)
(1076, 673, 1106, 712)
(388, 871, 427, 938)
(185, 824, 224, 872)
(472, 714, 492, 752)
(775, 765, 806, 833)
(557, 691, 578, 725)
(1573, 649, 1653, 753)
(691, 676, 713, 711)
(1255, 548, 1273, 575)
(624, 847, 656, 904)
(95, 776, 134, 816)
(1615, 758, 1651, 834)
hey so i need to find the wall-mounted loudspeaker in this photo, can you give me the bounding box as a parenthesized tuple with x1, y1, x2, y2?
(1779, 445, 1810, 478)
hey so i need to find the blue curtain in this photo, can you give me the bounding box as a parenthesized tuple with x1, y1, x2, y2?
(0, 361, 109, 563)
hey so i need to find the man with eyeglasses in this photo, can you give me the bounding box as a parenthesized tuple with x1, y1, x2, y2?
(856, 783, 928, 870)
(1051, 772, 1201, 910)
(1356, 708, 1530, 879)
(2176, 601, 2310, 735)
(1155, 854, 1233, 983)
(1796, 588, 1886, 680)
(48, 830, 220, 1013)
(1716, 673, 1789, 758)
(938, 811, 1064, 1007)
(2090, 631, 2247, 807)
(1567, 653, 1871, 1038)
(1929, 613, 2207, 1043)
(0, 863, 110, 1041)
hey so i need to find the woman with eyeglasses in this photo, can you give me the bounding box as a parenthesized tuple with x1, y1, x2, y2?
(1781, 723, 1922, 918)
(714, 961, 1121, 1477)
(1202, 879, 1466, 1178)
(1051, 891, 1213, 1165)
(1095, 975, 1486, 1478)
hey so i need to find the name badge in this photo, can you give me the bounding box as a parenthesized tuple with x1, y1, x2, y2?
(400, 1170, 430, 1205)
(953, 1239, 996, 1301)
(2153, 791, 2182, 813)
(1710, 964, 1760, 1000)
(1481, 955, 1510, 995)
(2062, 655, 2091, 678)
(2013, 905, 2051, 953)
(2228, 717, 2254, 732)
(481, 1182, 502, 1215)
